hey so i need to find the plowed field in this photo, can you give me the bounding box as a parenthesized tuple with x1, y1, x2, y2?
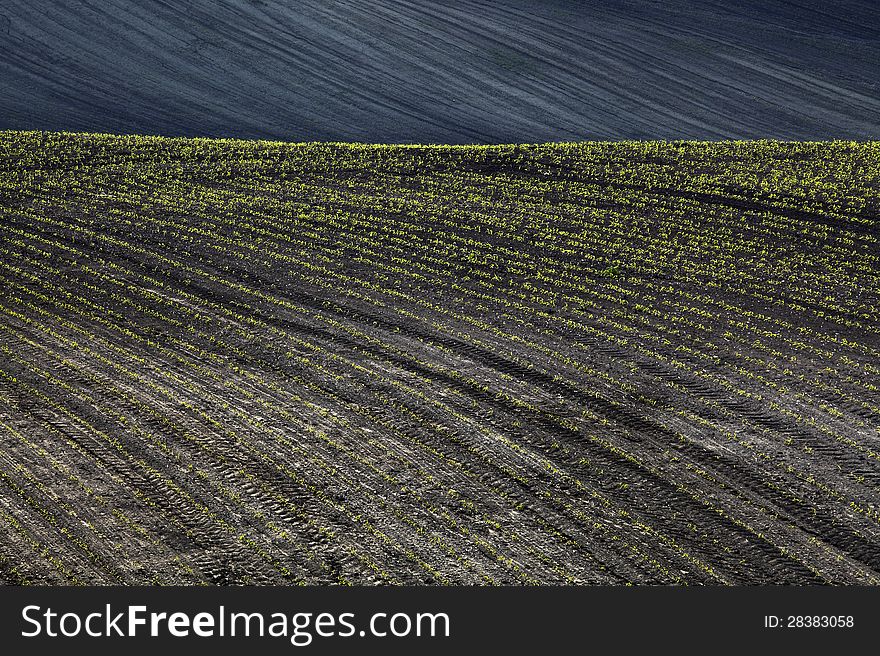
(0, 132, 878, 584)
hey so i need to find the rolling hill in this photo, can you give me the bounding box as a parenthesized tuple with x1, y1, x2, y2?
(0, 131, 878, 584)
(1, 0, 879, 142)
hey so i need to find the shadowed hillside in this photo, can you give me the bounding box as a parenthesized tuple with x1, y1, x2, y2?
(1, 0, 879, 142)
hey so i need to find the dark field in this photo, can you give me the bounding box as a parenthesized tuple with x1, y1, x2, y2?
(2, 0, 880, 142)
(0, 132, 878, 584)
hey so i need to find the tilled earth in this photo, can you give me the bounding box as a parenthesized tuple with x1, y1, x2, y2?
(0, 133, 878, 584)
(2, 0, 880, 142)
